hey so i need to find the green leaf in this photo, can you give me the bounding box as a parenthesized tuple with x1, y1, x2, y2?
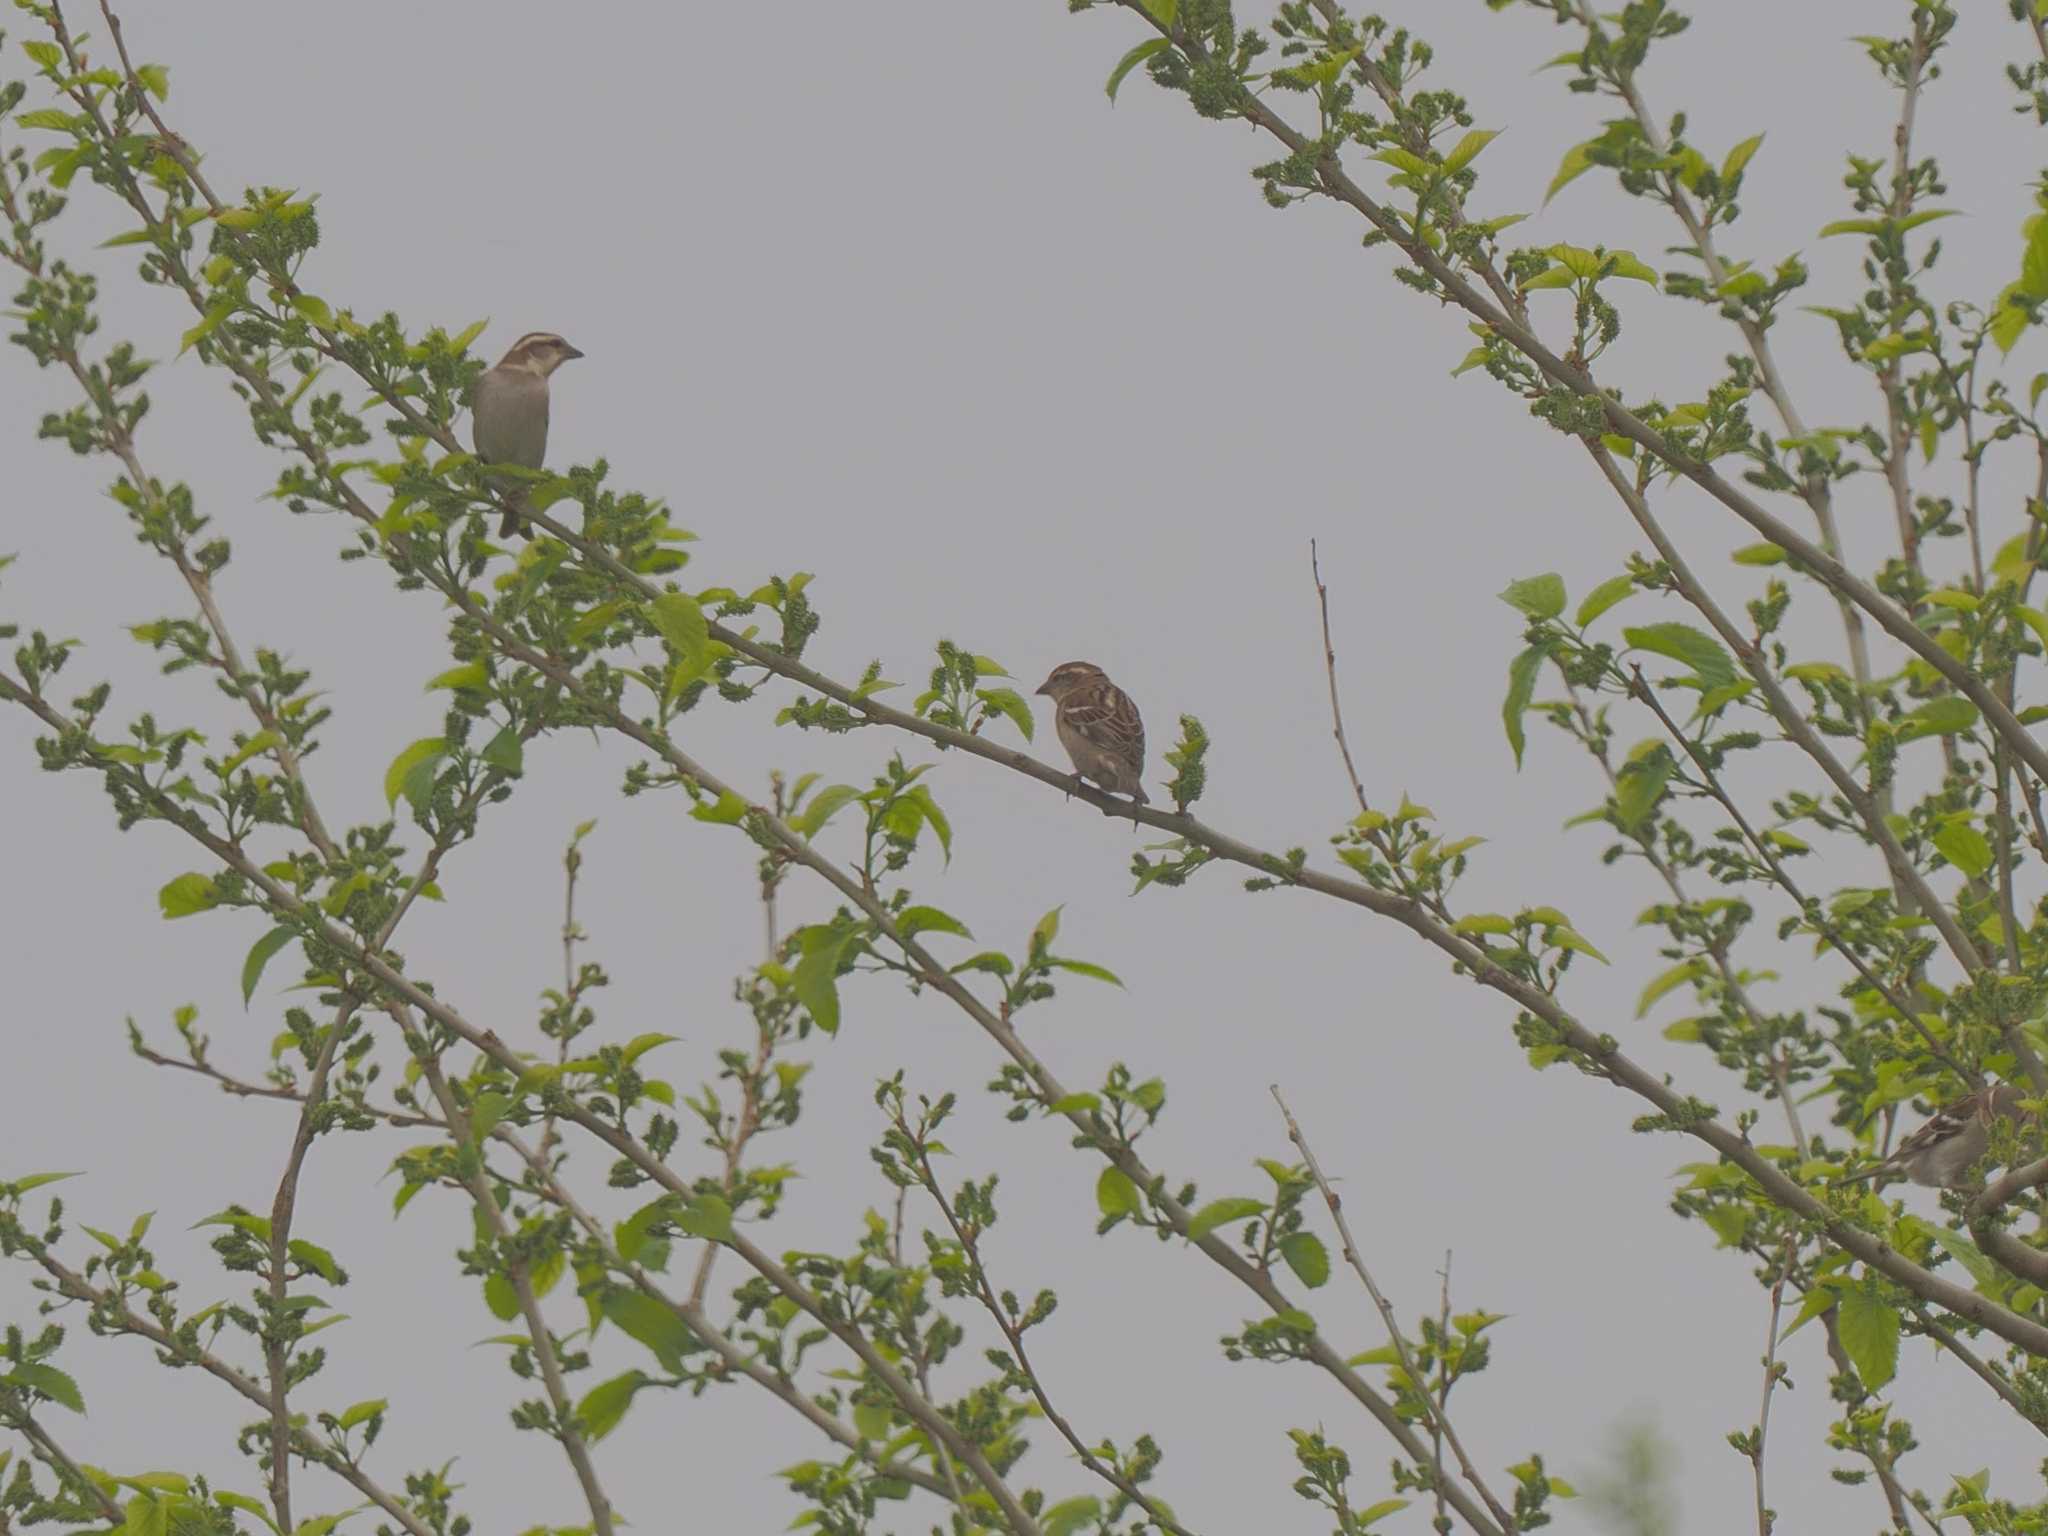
(335, 1398, 386, 1431)
(614, 1198, 672, 1264)
(1933, 820, 1993, 879)
(483, 1272, 520, 1322)
(792, 784, 861, 838)
(288, 1239, 341, 1284)
(1637, 958, 1706, 1018)
(135, 63, 170, 100)
(792, 925, 853, 1035)
(479, 727, 523, 776)
(1105, 37, 1170, 102)
(1440, 128, 1500, 175)
(1502, 645, 1545, 769)
(1731, 542, 1788, 566)
(382, 737, 447, 810)
(1278, 1231, 1330, 1288)
(1096, 1167, 1141, 1219)
(1184, 1196, 1266, 1242)
(1836, 1289, 1899, 1390)
(1043, 1497, 1104, 1536)
(1545, 140, 1595, 203)
(158, 872, 219, 919)
(602, 1290, 696, 1373)
(647, 592, 712, 685)
(1356, 1500, 1409, 1530)
(1720, 133, 1763, 182)
(898, 905, 972, 941)
(5, 1363, 83, 1412)
(675, 1194, 734, 1244)
(576, 1370, 650, 1442)
(975, 686, 1034, 742)
(1452, 913, 1513, 935)
(241, 926, 297, 1006)
(467, 1091, 512, 1143)
(179, 294, 235, 354)
(1896, 696, 1979, 742)
(1613, 754, 1671, 833)
(1499, 572, 1566, 620)
(1049, 957, 1124, 987)
(690, 789, 749, 825)
(1575, 574, 1635, 627)
(1622, 622, 1737, 688)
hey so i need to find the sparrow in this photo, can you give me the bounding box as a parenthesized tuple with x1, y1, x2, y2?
(1836, 1083, 2030, 1189)
(470, 330, 584, 539)
(1036, 661, 1148, 805)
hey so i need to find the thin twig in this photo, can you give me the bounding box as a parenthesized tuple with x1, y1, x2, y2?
(1433, 1251, 1452, 1534)
(1747, 1243, 1791, 1536)
(12, 1409, 123, 1524)
(911, 1140, 1199, 1536)
(416, 1056, 617, 1536)
(1310, 540, 1372, 816)
(1269, 1086, 1518, 1534)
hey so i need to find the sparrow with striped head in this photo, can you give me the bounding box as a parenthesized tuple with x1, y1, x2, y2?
(1036, 661, 1148, 807)
(1835, 1082, 2030, 1189)
(471, 330, 584, 539)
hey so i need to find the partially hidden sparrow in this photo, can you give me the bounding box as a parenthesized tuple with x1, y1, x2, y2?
(470, 330, 584, 539)
(1036, 661, 1148, 805)
(1836, 1082, 2030, 1189)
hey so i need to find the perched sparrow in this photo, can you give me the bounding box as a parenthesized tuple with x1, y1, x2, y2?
(1837, 1083, 2029, 1189)
(470, 331, 584, 539)
(1036, 661, 1148, 805)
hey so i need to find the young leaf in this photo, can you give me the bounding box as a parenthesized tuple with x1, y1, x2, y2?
(1279, 1231, 1330, 1288)
(1622, 623, 1736, 688)
(382, 737, 447, 809)
(1499, 572, 1566, 620)
(1096, 1167, 1141, 1218)
(1106, 37, 1170, 102)
(241, 926, 297, 1006)
(575, 1370, 650, 1442)
(1575, 574, 1635, 627)
(1836, 1289, 1899, 1390)
(158, 872, 219, 919)
(1502, 645, 1546, 768)
(1185, 1196, 1266, 1242)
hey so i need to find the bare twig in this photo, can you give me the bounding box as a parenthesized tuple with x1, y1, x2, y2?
(1309, 540, 1372, 817)
(1745, 1243, 1792, 1536)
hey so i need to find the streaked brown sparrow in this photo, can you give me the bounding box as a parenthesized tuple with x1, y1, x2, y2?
(1836, 1083, 2030, 1189)
(470, 330, 584, 538)
(1036, 661, 1148, 805)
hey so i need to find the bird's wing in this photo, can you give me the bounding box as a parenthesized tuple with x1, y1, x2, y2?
(472, 369, 550, 469)
(1064, 680, 1145, 767)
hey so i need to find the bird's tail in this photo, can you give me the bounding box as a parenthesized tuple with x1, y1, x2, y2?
(498, 488, 532, 541)
(1131, 783, 1150, 804)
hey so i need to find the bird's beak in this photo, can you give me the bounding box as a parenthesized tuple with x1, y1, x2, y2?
(564, 344, 586, 361)
(1034, 683, 1051, 697)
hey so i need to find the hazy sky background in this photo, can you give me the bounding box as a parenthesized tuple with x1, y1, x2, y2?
(4, 2, 2045, 1531)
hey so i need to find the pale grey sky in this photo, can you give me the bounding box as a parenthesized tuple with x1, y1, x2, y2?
(3, 2, 2042, 1531)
